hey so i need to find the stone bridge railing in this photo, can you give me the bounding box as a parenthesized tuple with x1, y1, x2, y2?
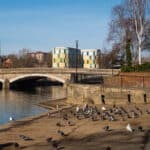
(0, 68, 120, 89)
(0, 68, 120, 75)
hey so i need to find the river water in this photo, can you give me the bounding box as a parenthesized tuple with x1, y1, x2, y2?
(0, 86, 66, 125)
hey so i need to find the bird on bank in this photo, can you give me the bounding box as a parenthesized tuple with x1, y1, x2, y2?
(57, 130, 66, 136)
(103, 126, 110, 131)
(52, 140, 59, 148)
(9, 116, 15, 122)
(126, 123, 133, 132)
(19, 135, 33, 141)
(63, 114, 68, 121)
(46, 137, 52, 143)
(137, 126, 144, 132)
(146, 109, 150, 114)
(102, 106, 106, 111)
(56, 122, 64, 127)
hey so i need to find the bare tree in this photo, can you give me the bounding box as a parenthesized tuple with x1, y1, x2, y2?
(108, 0, 150, 65)
(44, 52, 52, 67)
(107, 4, 135, 64)
(127, 0, 149, 64)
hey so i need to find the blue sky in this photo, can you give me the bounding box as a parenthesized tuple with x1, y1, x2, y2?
(0, 0, 122, 55)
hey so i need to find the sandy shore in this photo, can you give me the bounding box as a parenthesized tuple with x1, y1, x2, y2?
(0, 99, 150, 150)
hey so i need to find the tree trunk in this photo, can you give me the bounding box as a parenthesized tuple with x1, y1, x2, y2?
(138, 44, 142, 65)
(138, 38, 142, 65)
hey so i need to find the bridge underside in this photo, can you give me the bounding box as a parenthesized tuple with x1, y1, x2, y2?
(9, 76, 63, 89)
(0, 82, 2, 89)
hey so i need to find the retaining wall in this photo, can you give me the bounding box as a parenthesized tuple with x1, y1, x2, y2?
(67, 84, 150, 105)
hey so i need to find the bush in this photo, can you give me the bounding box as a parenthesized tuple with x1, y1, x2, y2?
(121, 63, 150, 72)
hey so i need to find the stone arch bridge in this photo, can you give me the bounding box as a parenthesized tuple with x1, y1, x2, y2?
(0, 68, 120, 89)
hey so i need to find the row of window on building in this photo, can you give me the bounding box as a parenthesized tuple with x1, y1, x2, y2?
(52, 47, 101, 69)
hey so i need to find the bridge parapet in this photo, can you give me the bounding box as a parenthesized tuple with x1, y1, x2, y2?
(0, 68, 120, 89)
(0, 68, 120, 75)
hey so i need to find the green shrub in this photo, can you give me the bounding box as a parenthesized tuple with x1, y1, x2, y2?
(121, 63, 150, 72)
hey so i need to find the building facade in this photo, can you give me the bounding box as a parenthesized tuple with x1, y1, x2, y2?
(81, 49, 101, 69)
(52, 47, 82, 68)
(28, 51, 48, 64)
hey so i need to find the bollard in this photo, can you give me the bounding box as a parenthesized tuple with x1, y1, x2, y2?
(144, 94, 147, 104)
(101, 95, 105, 104)
(127, 94, 131, 104)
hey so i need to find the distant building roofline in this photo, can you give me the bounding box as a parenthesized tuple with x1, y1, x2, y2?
(81, 49, 100, 51)
(53, 47, 80, 50)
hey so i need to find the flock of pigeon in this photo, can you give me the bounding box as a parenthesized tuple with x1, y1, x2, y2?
(9, 103, 149, 150)
(45, 103, 150, 149)
(72, 104, 150, 124)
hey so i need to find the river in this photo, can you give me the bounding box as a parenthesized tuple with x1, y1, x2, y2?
(0, 86, 66, 125)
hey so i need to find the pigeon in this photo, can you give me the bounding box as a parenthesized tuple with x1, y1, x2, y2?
(0, 143, 19, 148)
(19, 135, 33, 141)
(52, 140, 59, 148)
(126, 123, 133, 132)
(137, 126, 143, 132)
(57, 130, 65, 136)
(146, 109, 150, 114)
(63, 114, 68, 120)
(9, 116, 15, 121)
(56, 122, 63, 127)
(76, 106, 80, 113)
(102, 106, 106, 111)
(46, 137, 52, 143)
(103, 126, 109, 131)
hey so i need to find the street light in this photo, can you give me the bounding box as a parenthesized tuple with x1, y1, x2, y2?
(75, 40, 79, 82)
(0, 40, 2, 68)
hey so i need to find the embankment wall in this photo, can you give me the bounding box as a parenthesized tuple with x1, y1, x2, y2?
(67, 73, 150, 105)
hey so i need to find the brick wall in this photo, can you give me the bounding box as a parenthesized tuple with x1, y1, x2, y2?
(104, 72, 150, 89)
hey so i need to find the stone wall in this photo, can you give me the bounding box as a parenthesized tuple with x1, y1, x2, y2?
(67, 84, 150, 105)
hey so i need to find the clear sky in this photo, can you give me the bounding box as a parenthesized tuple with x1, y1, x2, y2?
(0, 0, 122, 55)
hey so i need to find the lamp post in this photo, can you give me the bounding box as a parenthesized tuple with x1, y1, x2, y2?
(99, 49, 102, 69)
(111, 53, 114, 76)
(0, 40, 2, 68)
(75, 40, 78, 82)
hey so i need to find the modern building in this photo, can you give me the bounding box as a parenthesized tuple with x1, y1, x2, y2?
(52, 47, 82, 68)
(81, 49, 101, 69)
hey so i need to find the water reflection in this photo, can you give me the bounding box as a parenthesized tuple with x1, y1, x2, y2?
(0, 86, 66, 125)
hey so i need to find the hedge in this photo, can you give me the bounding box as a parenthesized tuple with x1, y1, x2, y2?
(121, 63, 150, 72)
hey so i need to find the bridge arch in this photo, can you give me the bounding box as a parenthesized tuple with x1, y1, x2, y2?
(0, 79, 4, 83)
(9, 74, 66, 84)
(0, 79, 4, 89)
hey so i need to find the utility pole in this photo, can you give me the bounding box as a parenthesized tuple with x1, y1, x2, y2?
(75, 40, 78, 83)
(0, 40, 1, 68)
